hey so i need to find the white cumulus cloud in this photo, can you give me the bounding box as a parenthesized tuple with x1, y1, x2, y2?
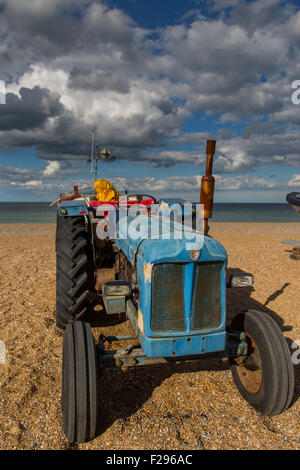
(43, 160, 61, 177)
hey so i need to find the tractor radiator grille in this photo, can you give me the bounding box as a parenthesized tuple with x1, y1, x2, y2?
(150, 262, 223, 334)
(151, 263, 185, 332)
(191, 262, 222, 331)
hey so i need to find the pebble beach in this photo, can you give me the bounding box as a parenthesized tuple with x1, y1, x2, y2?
(0, 222, 299, 450)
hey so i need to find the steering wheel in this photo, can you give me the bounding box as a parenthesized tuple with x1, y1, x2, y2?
(122, 194, 157, 204)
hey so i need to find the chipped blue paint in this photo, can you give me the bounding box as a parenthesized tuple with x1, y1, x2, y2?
(142, 331, 226, 358)
(57, 199, 89, 217)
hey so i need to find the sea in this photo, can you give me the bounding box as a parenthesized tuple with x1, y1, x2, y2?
(0, 202, 299, 223)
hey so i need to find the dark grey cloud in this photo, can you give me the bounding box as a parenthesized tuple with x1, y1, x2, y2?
(216, 128, 300, 170)
(68, 68, 130, 93)
(0, 0, 141, 80)
(227, 0, 295, 33)
(242, 122, 286, 138)
(0, 86, 63, 131)
(149, 16, 293, 118)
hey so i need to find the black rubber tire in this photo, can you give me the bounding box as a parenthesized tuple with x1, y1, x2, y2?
(56, 215, 94, 329)
(231, 310, 294, 416)
(62, 321, 99, 443)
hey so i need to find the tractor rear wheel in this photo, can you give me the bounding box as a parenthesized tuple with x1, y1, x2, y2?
(56, 215, 94, 329)
(231, 310, 294, 416)
(62, 321, 99, 443)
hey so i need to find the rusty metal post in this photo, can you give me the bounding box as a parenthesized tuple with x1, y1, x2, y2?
(200, 140, 216, 235)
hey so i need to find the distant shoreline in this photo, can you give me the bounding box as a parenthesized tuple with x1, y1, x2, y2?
(0, 202, 299, 223)
(0, 222, 300, 237)
(0, 201, 294, 204)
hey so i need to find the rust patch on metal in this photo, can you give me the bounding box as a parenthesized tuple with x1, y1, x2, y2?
(95, 267, 115, 291)
(138, 309, 144, 333)
(200, 139, 216, 234)
(235, 334, 262, 394)
(143, 262, 152, 282)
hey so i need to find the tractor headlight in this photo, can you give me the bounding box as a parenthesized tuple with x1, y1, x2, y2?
(60, 207, 68, 215)
(228, 273, 254, 288)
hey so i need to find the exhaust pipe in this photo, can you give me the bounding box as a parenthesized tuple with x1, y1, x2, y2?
(200, 140, 216, 235)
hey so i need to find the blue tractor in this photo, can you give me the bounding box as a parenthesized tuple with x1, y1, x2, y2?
(56, 141, 294, 443)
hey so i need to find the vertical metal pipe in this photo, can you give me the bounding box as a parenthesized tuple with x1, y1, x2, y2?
(200, 140, 216, 235)
(94, 145, 99, 182)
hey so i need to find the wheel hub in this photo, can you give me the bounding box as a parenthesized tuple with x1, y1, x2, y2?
(235, 334, 262, 394)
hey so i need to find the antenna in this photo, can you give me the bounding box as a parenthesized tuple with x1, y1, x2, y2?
(95, 144, 99, 182)
(87, 132, 95, 179)
(87, 136, 116, 182)
(91, 132, 94, 174)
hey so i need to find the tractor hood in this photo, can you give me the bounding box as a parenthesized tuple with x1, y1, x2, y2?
(115, 212, 227, 265)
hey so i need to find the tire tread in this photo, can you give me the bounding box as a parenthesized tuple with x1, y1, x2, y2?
(56, 215, 94, 329)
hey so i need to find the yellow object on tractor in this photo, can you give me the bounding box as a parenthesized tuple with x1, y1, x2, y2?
(93, 179, 120, 202)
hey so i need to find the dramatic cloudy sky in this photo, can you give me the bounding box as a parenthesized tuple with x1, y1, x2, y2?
(0, 0, 299, 202)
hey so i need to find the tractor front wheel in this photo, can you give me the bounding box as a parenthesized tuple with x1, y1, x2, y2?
(231, 310, 294, 416)
(56, 215, 94, 329)
(62, 321, 99, 443)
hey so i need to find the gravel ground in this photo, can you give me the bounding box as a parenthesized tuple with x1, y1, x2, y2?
(0, 222, 299, 450)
